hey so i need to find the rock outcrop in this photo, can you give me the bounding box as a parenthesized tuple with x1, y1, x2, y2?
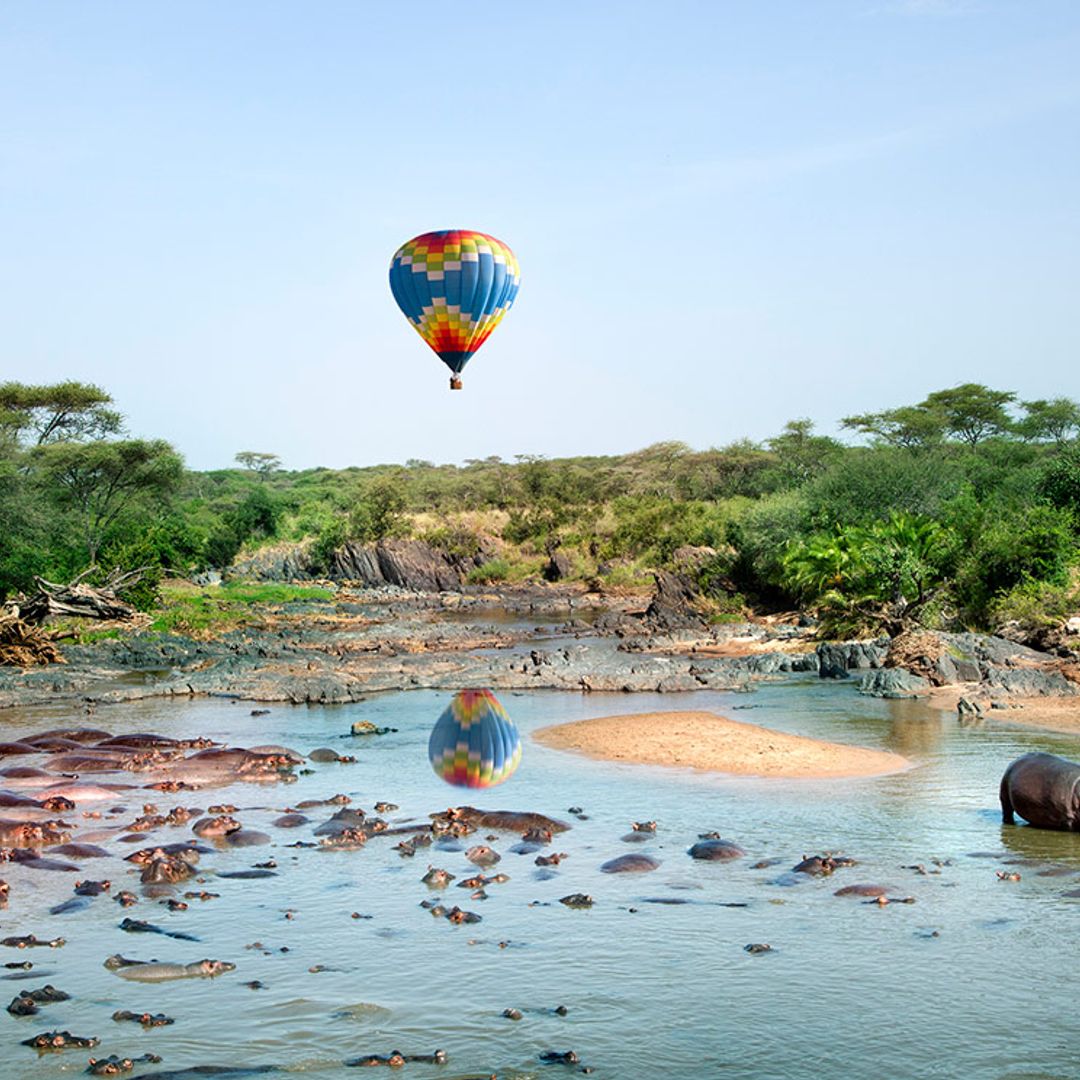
(226, 542, 315, 582)
(645, 571, 707, 631)
(816, 640, 888, 679)
(330, 539, 483, 592)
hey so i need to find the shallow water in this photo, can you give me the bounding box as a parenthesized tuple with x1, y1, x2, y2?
(2, 680, 1080, 1078)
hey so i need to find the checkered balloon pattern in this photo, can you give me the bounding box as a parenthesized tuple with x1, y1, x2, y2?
(389, 230, 521, 376)
(428, 688, 522, 789)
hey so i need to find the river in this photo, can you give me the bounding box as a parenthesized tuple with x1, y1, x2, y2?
(2, 679, 1079, 1078)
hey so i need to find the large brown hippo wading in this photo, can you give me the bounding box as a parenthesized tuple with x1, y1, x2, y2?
(1001, 752, 1080, 830)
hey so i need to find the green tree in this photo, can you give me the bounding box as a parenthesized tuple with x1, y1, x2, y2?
(0, 381, 122, 446)
(235, 451, 282, 479)
(840, 405, 946, 450)
(953, 504, 1076, 621)
(1015, 398, 1080, 444)
(348, 476, 409, 542)
(33, 439, 184, 564)
(919, 383, 1016, 449)
(1037, 447, 1080, 518)
(766, 419, 843, 487)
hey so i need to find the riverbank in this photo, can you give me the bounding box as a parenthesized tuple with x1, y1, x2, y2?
(533, 709, 911, 778)
(0, 583, 1076, 721)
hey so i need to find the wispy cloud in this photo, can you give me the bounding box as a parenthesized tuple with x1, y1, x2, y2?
(588, 81, 1080, 220)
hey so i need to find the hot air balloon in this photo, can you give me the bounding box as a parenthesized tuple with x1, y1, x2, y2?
(389, 230, 520, 390)
(428, 688, 522, 788)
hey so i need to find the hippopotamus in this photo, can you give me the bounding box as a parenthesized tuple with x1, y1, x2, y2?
(112, 958, 235, 982)
(1001, 752, 1080, 830)
(465, 844, 501, 867)
(432, 806, 570, 834)
(345, 1049, 447, 1067)
(88, 1054, 162, 1076)
(6, 984, 70, 1015)
(0, 819, 70, 847)
(26, 727, 113, 744)
(834, 883, 893, 898)
(139, 855, 194, 885)
(192, 815, 241, 837)
(688, 839, 745, 861)
(53, 843, 110, 859)
(119, 918, 199, 942)
(20, 1029, 99, 1050)
(273, 813, 309, 828)
(600, 854, 660, 873)
(0, 742, 40, 756)
(111, 1010, 174, 1026)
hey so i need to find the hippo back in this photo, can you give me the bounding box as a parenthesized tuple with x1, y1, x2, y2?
(1004, 752, 1080, 831)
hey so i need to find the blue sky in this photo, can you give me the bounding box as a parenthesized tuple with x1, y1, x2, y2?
(2, 1, 1078, 470)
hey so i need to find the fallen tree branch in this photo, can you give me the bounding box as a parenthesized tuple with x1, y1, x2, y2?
(0, 614, 65, 666)
(19, 566, 146, 625)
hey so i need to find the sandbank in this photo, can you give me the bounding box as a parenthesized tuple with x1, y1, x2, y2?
(924, 685, 1080, 735)
(532, 710, 910, 779)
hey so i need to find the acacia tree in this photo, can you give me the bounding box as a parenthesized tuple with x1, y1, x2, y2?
(235, 451, 282, 479)
(0, 381, 122, 446)
(1015, 398, 1080, 444)
(840, 405, 947, 450)
(919, 384, 1016, 449)
(33, 439, 184, 564)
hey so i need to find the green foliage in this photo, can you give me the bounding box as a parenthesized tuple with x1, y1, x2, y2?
(4, 377, 1077, 635)
(804, 446, 965, 525)
(989, 574, 1080, 630)
(150, 582, 333, 635)
(96, 518, 207, 610)
(780, 513, 949, 634)
(1016, 399, 1080, 444)
(603, 497, 731, 564)
(33, 439, 184, 564)
(234, 451, 282, 477)
(953, 505, 1076, 621)
(841, 404, 947, 450)
(764, 419, 844, 488)
(466, 558, 512, 584)
(422, 525, 483, 561)
(0, 380, 122, 446)
(1037, 446, 1080, 518)
(727, 490, 813, 592)
(920, 383, 1016, 448)
(347, 476, 410, 543)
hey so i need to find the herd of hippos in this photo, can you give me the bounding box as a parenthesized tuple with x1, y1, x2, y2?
(0, 719, 1078, 1076)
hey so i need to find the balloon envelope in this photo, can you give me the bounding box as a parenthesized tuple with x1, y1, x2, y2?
(389, 230, 520, 377)
(428, 689, 522, 789)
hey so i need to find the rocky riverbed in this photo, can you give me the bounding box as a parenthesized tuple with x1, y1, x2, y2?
(1, 582, 1077, 717)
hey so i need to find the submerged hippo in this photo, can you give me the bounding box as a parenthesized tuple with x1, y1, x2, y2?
(600, 854, 660, 874)
(111, 958, 235, 982)
(1001, 752, 1080, 831)
(432, 807, 570, 834)
(688, 839, 745, 861)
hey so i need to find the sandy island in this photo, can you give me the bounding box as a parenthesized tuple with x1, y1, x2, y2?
(924, 685, 1080, 735)
(533, 710, 910, 779)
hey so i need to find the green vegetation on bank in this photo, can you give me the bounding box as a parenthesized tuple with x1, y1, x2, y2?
(1, 380, 1079, 636)
(149, 582, 334, 637)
